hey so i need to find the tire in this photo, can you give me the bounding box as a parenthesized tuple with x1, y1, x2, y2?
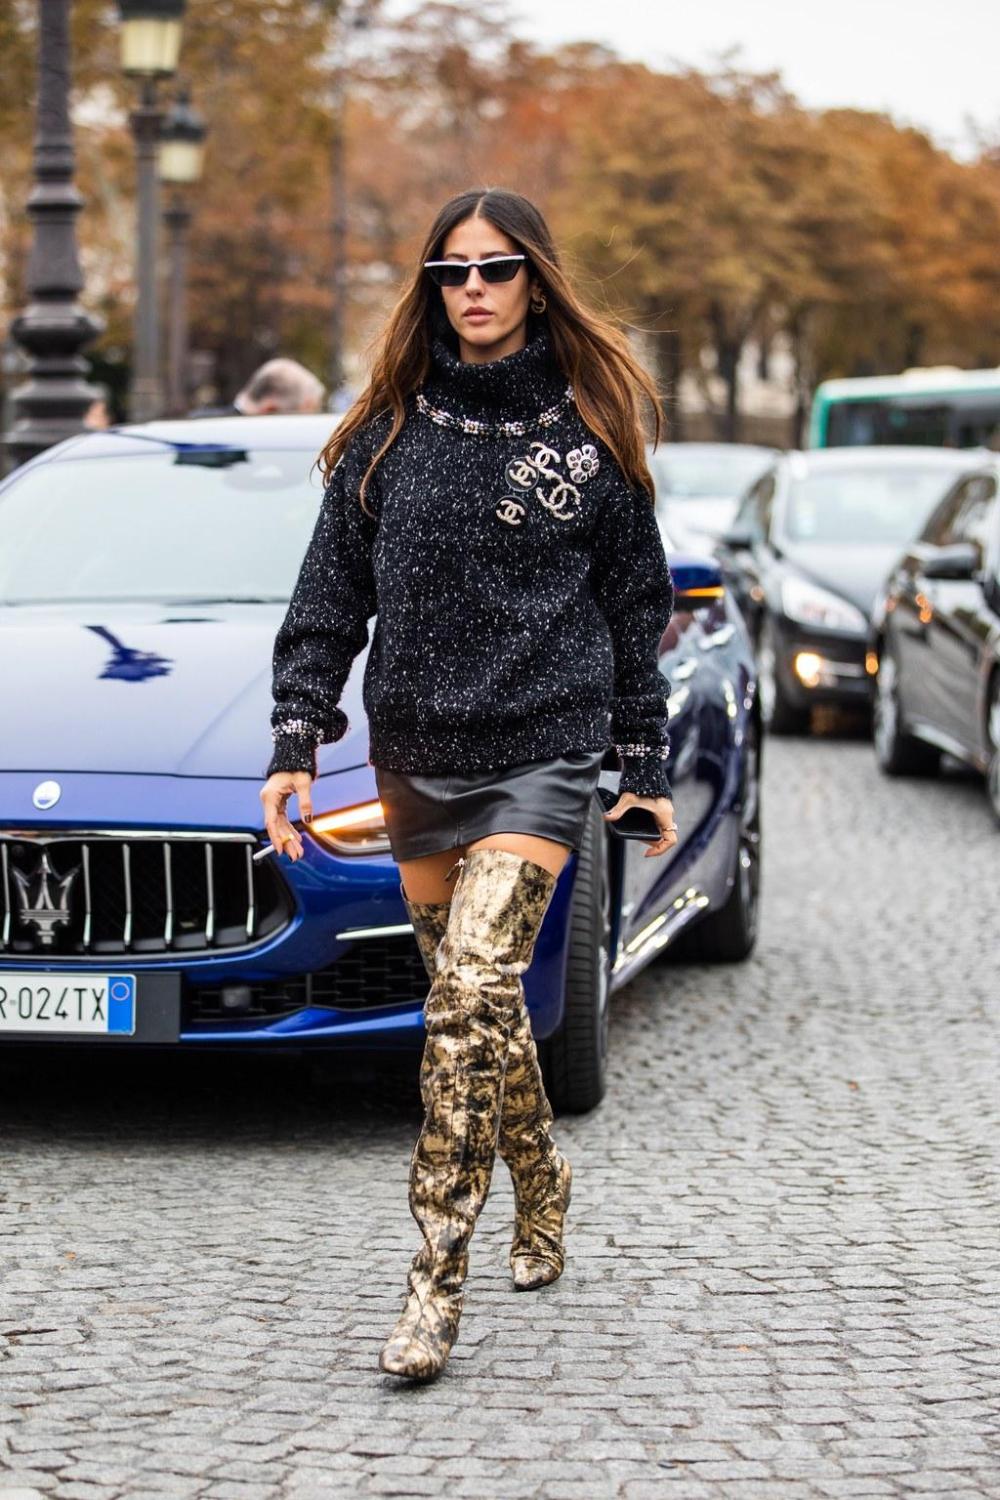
(669, 710, 762, 963)
(986, 673, 1000, 828)
(873, 642, 941, 776)
(757, 616, 810, 735)
(542, 796, 611, 1114)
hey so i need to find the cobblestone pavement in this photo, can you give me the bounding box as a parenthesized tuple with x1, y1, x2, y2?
(1, 728, 998, 1500)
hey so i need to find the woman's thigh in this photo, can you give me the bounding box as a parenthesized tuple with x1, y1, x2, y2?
(398, 833, 571, 903)
(465, 832, 571, 879)
(397, 847, 462, 904)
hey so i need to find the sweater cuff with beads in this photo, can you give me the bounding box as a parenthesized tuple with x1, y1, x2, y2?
(618, 747, 673, 801)
(266, 720, 322, 781)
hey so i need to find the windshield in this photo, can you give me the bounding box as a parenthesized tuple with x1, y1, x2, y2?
(649, 447, 774, 501)
(0, 450, 326, 604)
(784, 465, 963, 545)
(664, 496, 739, 543)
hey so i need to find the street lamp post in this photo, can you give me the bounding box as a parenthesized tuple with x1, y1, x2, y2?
(118, 0, 186, 423)
(3, 0, 103, 471)
(159, 87, 206, 417)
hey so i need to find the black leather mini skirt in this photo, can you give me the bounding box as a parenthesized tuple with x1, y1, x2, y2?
(373, 750, 605, 862)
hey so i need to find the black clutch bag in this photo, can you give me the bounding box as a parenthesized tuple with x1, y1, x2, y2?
(595, 784, 662, 842)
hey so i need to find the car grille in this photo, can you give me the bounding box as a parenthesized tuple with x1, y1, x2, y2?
(185, 936, 429, 1023)
(0, 829, 293, 959)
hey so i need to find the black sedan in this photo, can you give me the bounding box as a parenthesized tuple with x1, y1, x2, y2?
(870, 456, 1000, 823)
(715, 446, 985, 733)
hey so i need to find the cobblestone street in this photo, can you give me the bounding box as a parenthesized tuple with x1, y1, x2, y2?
(1, 730, 998, 1499)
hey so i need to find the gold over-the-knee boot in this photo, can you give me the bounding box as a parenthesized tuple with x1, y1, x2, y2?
(400, 871, 572, 1294)
(380, 849, 557, 1380)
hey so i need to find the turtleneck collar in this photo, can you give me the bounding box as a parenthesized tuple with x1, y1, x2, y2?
(420, 318, 571, 427)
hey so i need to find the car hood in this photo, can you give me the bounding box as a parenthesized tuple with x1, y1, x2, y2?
(0, 602, 370, 778)
(778, 542, 901, 615)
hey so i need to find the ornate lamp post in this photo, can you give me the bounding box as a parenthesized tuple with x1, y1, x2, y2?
(159, 87, 206, 417)
(3, 0, 103, 471)
(117, 0, 186, 423)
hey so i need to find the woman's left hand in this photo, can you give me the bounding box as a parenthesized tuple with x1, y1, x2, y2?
(603, 793, 678, 858)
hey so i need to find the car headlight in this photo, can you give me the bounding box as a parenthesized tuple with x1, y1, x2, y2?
(308, 798, 392, 854)
(780, 575, 867, 633)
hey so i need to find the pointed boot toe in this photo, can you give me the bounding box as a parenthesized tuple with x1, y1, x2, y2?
(511, 1252, 562, 1291)
(378, 1328, 443, 1381)
(378, 1277, 463, 1382)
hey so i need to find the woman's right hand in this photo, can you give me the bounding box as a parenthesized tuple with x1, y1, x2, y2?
(259, 770, 313, 861)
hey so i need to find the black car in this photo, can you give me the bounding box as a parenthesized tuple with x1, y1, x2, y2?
(870, 457, 1000, 823)
(715, 446, 985, 733)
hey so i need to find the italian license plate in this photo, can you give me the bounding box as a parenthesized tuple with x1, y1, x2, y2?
(0, 974, 136, 1035)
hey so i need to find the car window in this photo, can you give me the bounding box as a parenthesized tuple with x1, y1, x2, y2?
(755, 472, 777, 538)
(921, 475, 971, 546)
(732, 471, 776, 542)
(943, 475, 997, 561)
(783, 465, 969, 545)
(648, 446, 775, 500)
(0, 449, 326, 604)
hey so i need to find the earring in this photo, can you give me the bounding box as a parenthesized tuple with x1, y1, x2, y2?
(530, 291, 547, 314)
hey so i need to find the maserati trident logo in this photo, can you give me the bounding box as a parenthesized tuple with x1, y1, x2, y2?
(12, 850, 79, 948)
(32, 780, 62, 810)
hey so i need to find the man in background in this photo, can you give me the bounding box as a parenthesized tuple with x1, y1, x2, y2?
(189, 358, 326, 417)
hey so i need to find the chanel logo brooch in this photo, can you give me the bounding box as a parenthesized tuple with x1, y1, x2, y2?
(495, 439, 600, 526)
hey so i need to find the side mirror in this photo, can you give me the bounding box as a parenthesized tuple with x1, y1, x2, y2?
(718, 523, 756, 551)
(922, 542, 979, 581)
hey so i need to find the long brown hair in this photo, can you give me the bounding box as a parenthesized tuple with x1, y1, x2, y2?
(320, 186, 663, 516)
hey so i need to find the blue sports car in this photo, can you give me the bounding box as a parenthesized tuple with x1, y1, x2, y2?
(0, 415, 761, 1111)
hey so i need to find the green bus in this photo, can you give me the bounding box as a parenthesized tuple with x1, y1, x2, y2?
(808, 366, 1000, 449)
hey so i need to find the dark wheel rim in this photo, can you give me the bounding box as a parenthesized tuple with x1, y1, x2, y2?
(874, 651, 899, 764)
(737, 719, 762, 940)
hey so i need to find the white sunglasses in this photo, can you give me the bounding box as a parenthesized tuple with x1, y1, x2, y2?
(423, 254, 527, 288)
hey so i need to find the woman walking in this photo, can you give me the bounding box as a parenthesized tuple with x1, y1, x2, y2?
(259, 187, 677, 1382)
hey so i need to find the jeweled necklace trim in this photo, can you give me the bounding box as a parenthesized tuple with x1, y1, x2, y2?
(416, 384, 575, 437)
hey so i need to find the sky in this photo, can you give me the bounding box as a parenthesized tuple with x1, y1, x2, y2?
(508, 0, 1000, 161)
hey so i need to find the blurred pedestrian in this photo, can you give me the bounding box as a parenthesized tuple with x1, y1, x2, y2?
(189, 358, 326, 418)
(83, 386, 113, 429)
(259, 186, 678, 1382)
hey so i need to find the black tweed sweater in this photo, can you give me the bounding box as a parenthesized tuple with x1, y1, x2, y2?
(266, 319, 675, 798)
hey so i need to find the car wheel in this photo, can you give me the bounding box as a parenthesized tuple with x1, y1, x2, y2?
(873, 643, 941, 776)
(541, 796, 611, 1115)
(986, 673, 1000, 828)
(758, 616, 810, 735)
(669, 711, 762, 963)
